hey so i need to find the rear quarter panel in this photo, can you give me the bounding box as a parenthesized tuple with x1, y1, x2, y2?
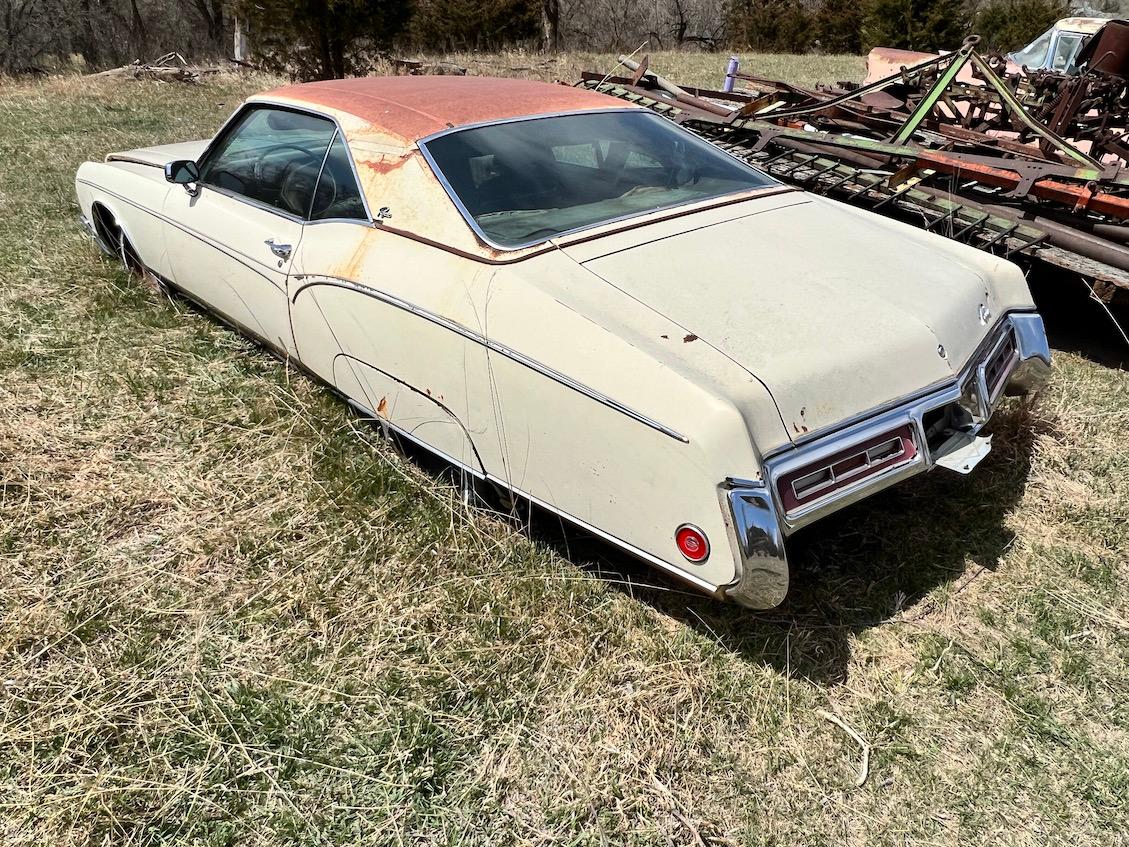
(482, 251, 789, 591)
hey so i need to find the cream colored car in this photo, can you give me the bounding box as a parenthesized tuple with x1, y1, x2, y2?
(864, 17, 1108, 84)
(75, 76, 1051, 608)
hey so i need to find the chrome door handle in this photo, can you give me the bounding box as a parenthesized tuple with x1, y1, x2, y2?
(265, 238, 291, 260)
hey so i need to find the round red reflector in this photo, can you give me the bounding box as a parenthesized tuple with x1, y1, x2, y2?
(675, 524, 710, 563)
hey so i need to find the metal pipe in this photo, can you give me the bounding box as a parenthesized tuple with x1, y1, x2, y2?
(966, 198, 1129, 272)
(1037, 212, 1129, 245)
(724, 56, 739, 93)
(618, 56, 689, 98)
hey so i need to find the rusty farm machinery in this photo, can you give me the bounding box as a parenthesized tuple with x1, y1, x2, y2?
(578, 24, 1129, 321)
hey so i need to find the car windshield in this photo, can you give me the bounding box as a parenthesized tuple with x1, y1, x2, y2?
(422, 110, 778, 248)
(1010, 28, 1054, 67)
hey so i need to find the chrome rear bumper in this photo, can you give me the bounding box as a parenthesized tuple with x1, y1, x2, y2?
(722, 311, 1050, 609)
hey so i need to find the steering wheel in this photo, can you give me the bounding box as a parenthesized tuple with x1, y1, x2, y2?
(275, 158, 333, 217)
(282, 162, 338, 219)
(253, 143, 319, 183)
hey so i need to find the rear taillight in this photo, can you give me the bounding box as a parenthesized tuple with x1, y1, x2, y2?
(983, 329, 1018, 405)
(777, 424, 917, 513)
(675, 525, 710, 563)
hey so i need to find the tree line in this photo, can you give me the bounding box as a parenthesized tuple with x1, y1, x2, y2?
(1, 0, 1125, 76)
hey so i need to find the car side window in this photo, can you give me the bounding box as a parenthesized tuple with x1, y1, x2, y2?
(310, 132, 368, 221)
(199, 107, 336, 219)
(1052, 33, 1083, 72)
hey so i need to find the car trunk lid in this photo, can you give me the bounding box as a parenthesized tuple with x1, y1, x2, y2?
(561, 195, 991, 440)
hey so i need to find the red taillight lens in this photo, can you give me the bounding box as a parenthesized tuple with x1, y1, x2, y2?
(675, 525, 710, 563)
(777, 424, 918, 513)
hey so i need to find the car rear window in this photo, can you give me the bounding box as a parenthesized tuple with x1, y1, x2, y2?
(421, 110, 777, 249)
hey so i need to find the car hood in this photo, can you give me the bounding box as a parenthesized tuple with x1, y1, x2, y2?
(560, 194, 1013, 440)
(106, 140, 209, 168)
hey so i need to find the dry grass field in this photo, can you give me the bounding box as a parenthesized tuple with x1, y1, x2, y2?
(1, 52, 1128, 846)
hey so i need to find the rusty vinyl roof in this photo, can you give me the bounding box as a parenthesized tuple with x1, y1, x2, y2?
(261, 76, 630, 143)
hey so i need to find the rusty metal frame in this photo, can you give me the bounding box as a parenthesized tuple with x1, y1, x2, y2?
(576, 61, 1129, 302)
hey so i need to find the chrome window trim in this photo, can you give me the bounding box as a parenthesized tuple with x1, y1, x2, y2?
(415, 107, 641, 145)
(306, 217, 376, 228)
(305, 127, 339, 220)
(416, 108, 782, 252)
(306, 129, 373, 225)
(193, 100, 375, 225)
(202, 182, 309, 225)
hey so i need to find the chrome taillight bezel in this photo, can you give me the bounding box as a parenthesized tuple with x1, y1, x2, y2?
(775, 423, 919, 513)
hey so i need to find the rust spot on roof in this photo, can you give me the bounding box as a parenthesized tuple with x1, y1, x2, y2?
(261, 76, 634, 143)
(683, 333, 698, 343)
(357, 154, 411, 175)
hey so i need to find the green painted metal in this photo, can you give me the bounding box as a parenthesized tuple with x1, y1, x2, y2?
(891, 48, 973, 145)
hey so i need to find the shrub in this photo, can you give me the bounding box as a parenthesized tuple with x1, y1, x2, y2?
(725, 0, 815, 52)
(973, 0, 1069, 52)
(860, 0, 971, 52)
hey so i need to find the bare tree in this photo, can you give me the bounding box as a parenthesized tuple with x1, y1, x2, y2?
(541, 0, 559, 48)
(1, 0, 64, 71)
(557, 0, 724, 51)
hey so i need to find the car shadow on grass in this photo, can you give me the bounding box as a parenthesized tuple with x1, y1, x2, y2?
(1027, 267, 1129, 370)
(513, 403, 1042, 686)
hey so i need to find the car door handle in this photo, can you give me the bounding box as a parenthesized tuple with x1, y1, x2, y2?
(265, 238, 292, 260)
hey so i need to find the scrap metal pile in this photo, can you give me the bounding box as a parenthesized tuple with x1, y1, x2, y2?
(577, 24, 1129, 305)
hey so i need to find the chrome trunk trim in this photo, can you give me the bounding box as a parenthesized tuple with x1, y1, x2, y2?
(720, 480, 789, 609)
(721, 311, 1052, 608)
(758, 311, 1051, 536)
